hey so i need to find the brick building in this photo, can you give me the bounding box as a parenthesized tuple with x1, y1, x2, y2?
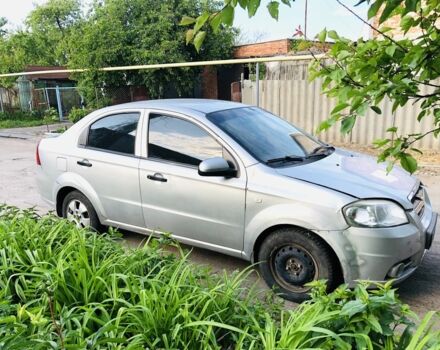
(204, 39, 294, 101)
(371, 14, 422, 40)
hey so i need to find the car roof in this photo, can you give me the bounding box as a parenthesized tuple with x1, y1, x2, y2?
(104, 98, 249, 116)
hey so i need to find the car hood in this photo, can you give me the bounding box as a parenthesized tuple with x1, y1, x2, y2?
(276, 148, 418, 209)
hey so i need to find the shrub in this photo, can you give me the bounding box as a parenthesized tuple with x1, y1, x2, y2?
(42, 108, 59, 123)
(68, 107, 93, 123)
(0, 206, 439, 349)
(0, 110, 42, 121)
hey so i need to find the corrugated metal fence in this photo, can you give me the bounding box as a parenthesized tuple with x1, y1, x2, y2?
(242, 61, 439, 150)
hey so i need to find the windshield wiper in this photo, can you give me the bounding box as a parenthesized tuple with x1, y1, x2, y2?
(265, 155, 305, 164)
(308, 145, 335, 157)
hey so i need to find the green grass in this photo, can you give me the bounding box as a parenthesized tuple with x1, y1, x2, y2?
(0, 109, 59, 129)
(0, 206, 439, 349)
(0, 118, 49, 129)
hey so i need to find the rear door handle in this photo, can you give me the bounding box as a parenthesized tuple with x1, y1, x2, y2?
(77, 159, 92, 167)
(147, 173, 167, 182)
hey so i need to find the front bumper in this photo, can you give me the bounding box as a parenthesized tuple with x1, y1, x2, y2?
(327, 200, 437, 285)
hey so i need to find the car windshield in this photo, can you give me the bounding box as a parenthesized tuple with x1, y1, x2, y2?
(206, 107, 330, 165)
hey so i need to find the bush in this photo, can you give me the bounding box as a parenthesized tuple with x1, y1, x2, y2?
(68, 107, 93, 123)
(0, 109, 63, 129)
(42, 108, 59, 123)
(0, 110, 42, 121)
(0, 206, 439, 349)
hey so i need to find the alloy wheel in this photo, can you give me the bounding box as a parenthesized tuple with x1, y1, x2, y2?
(66, 199, 90, 228)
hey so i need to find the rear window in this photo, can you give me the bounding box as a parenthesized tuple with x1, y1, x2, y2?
(87, 113, 140, 155)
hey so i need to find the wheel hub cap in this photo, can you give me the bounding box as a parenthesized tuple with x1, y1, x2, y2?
(66, 199, 90, 228)
(273, 246, 316, 286)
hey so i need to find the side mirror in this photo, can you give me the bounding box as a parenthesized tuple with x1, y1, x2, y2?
(198, 157, 237, 177)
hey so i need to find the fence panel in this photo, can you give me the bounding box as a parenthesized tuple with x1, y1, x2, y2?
(242, 62, 440, 150)
(0, 87, 21, 112)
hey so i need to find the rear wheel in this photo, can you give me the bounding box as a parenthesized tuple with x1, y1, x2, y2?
(62, 191, 101, 231)
(257, 227, 339, 303)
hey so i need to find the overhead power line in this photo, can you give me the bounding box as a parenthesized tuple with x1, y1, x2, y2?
(0, 54, 326, 78)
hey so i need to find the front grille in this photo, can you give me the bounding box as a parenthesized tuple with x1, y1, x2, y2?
(411, 185, 425, 217)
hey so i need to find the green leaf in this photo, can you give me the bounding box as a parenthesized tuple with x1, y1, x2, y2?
(417, 110, 427, 122)
(400, 153, 418, 173)
(328, 30, 339, 40)
(317, 28, 327, 43)
(404, 0, 418, 13)
(341, 116, 356, 134)
(193, 31, 206, 52)
(329, 69, 346, 83)
(341, 300, 366, 317)
(367, 314, 383, 333)
(209, 13, 222, 33)
(387, 126, 398, 133)
(221, 5, 235, 26)
(337, 50, 351, 60)
(386, 161, 394, 173)
(194, 12, 210, 33)
(248, 0, 261, 17)
(281, 0, 292, 7)
(373, 138, 390, 147)
(238, 0, 247, 9)
(371, 106, 382, 114)
(267, 1, 280, 20)
(331, 102, 349, 115)
(179, 16, 196, 26)
(379, 0, 401, 24)
(367, 0, 386, 19)
(185, 29, 195, 44)
(400, 15, 414, 33)
(385, 45, 396, 57)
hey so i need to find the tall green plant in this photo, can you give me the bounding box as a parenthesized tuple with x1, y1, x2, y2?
(0, 206, 439, 349)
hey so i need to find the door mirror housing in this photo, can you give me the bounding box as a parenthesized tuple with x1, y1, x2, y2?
(198, 157, 237, 177)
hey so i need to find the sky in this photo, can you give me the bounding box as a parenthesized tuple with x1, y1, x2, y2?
(1, 0, 369, 41)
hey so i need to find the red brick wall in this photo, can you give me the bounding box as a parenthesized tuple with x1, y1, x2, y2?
(234, 39, 292, 58)
(201, 67, 218, 99)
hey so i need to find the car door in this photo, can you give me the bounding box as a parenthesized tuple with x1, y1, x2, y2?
(138, 111, 247, 255)
(70, 110, 144, 227)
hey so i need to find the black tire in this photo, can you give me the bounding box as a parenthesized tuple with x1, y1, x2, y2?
(257, 227, 340, 303)
(62, 190, 102, 231)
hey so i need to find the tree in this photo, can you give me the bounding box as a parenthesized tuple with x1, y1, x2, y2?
(184, 0, 440, 173)
(66, 0, 236, 101)
(0, 0, 82, 87)
(26, 0, 82, 65)
(0, 17, 7, 37)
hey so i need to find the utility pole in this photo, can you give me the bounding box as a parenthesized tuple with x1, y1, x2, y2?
(304, 0, 308, 39)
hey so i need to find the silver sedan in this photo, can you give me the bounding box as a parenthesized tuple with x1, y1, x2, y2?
(36, 99, 437, 302)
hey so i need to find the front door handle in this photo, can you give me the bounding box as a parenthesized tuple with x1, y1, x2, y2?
(147, 173, 167, 182)
(77, 159, 92, 167)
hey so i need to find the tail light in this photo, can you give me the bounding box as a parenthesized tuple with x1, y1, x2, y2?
(36, 141, 41, 166)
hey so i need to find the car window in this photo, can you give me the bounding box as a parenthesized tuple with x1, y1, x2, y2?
(206, 107, 323, 164)
(148, 114, 223, 166)
(87, 113, 140, 155)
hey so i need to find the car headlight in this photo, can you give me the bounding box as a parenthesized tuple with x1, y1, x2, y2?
(343, 200, 408, 228)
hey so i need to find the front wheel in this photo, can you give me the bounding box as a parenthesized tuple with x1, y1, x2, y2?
(62, 190, 101, 231)
(257, 227, 340, 303)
